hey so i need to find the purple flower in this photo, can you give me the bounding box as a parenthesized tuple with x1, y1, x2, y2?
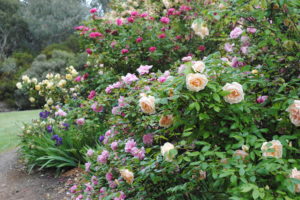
(230, 27, 243, 39)
(257, 96, 268, 103)
(99, 135, 105, 142)
(39, 111, 50, 119)
(51, 135, 63, 146)
(46, 125, 53, 133)
(62, 123, 69, 130)
(137, 65, 153, 75)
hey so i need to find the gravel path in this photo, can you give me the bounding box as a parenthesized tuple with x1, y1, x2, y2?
(0, 149, 67, 200)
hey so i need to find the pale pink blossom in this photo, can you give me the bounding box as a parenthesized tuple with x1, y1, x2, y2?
(230, 27, 243, 39)
(224, 43, 234, 52)
(55, 109, 67, 117)
(125, 139, 136, 153)
(137, 65, 153, 75)
(97, 150, 110, 164)
(76, 118, 85, 125)
(247, 27, 257, 34)
(122, 73, 139, 85)
(111, 141, 118, 151)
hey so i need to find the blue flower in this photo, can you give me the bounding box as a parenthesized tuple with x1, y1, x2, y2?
(39, 111, 50, 119)
(99, 135, 105, 142)
(46, 125, 53, 133)
(51, 134, 63, 146)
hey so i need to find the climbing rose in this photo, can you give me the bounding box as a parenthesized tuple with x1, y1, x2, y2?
(290, 168, 300, 193)
(120, 169, 134, 184)
(186, 73, 208, 92)
(139, 94, 155, 114)
(160, 17, 170, 24)
(161, 142, 175, 162)
(286, 100, 300, 126)
(192, 61, 205, 73)
(230, 27, 243, 39)
(261, 140, 282, 158)
(159, 115, 173, 128)
(222, 82, 244, 104)
(137, 65, 152, 75)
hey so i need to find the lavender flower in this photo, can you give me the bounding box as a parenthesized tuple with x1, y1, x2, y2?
(46, 125, 53, 133)
(39, 111, 50, 119)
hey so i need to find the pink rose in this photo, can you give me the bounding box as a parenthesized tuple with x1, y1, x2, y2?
(86, 48, 92, 55)
(230, 27, 243, 39)
(121, 73, 139, 85)
(136, 37, 143, 43)
(224, 43, 234, 52)
(89, 32, 103, 38)
(127, 17, 134, 23)
(256, 95, 268, 103)
(149, 46, 157, 52)
(76, 118, 85, 125)
(247, 27, 257, 34)
(88, 90, 96, 100)
(90, 8, 97, 14)
(121, 49, 129, 54)
(160, 17, 170, 24)
(111, 141, 118, 151)
(158, 33, 166, 39)
(116, 18, 123, 26)
(137, 65, 152, 75)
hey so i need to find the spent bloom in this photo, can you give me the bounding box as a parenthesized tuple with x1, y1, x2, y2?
(143, 134, 154, 145)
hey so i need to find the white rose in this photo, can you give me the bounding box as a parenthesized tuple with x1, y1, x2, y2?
(286, 100, 300, 126)
(58, 79, 67, 88)
(120, 169, 134, 184)
(290, 168, 300, 193)
(47, 98, 53, 105)
(222, 82, 244, 104)
(261, 140, 282, 158)
(16, 82, 22, 89)
(186, 73, 208, 92)
(191, 21, 209, 39)
(139, 95, 155, 114)
(161, 142, 175, 162)
(32, 78, 38, 84)
(192, 61, 205, 73)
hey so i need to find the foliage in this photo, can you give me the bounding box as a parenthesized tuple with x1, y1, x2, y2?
(17, 0, 300, 199)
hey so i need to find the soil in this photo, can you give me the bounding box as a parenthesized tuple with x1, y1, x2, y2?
(0, 149, 73, 200)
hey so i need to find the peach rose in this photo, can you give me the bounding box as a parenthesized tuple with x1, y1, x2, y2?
(286, 100, 300, 126)
(120, 169, 134, 184)
(159, 115, 173, 128)
(222, 82, 244, 104)
(290, 168, 300, 193)
(186, 73, 208, 92)
(139, 94, 155, 114)
(192, 61, 205, 73)
(234, 150, 248, 160)
(261, 140, 282, 158)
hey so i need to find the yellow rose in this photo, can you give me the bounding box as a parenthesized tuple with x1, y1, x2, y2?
(222, 82, 244, 104)
(35, 84, 41, 91)
(65, 74, 72, 80)
(139, 94, 155, 114)
(186, 73, 208, 92)
(120, 169, 134, 184)
(159, 115, 173, 128)
(261, 140, 282, 158)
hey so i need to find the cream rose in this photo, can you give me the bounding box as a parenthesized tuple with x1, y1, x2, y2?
(159, 115, 173, 128)
(16, 82, 22, 89)
(161, 142, 175, 162)
(286, 100, 300, 126)
(191, 21, 209, 39)
(186, 73, 208, 92)
(35, 84, 41, 91)
(120, 169, 134, 184)
(290, 168, 300, 193)
(261, 140, 282, 158)
(222, 82, 244, 104)
(192, 61, 205, 73)
(29, 97, 35, 103)
(139, 94, 155, 114)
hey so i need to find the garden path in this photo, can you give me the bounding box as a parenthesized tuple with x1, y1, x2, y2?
(0, 149, 67, 200)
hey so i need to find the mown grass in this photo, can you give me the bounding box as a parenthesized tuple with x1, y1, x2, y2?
(0, 110, 40, 153)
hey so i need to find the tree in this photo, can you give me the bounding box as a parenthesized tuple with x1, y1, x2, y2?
(0, 0, 29, 59)
(21, 0, 88, 50)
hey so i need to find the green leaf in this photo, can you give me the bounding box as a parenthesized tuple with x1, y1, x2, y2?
(252, 189, 260, 199)
(213, 93, 221, 102)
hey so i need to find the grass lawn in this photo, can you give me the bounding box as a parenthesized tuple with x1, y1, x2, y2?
(0, 110, 40, 153)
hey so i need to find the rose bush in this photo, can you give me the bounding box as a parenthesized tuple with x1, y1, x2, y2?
(17, 0, 300, 199)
